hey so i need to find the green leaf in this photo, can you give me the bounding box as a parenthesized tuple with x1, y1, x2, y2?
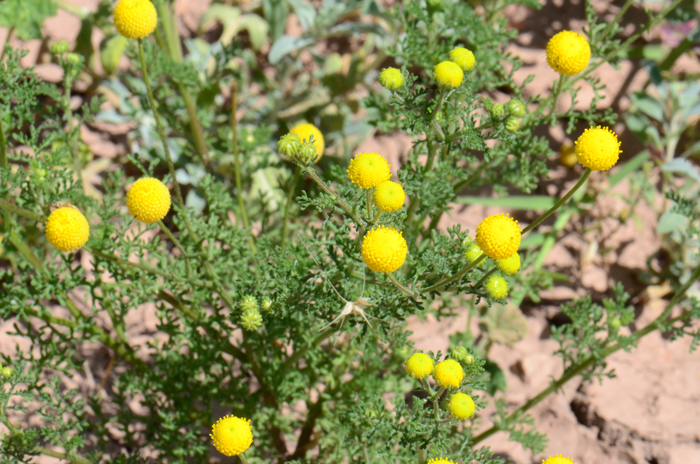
(0, 0, 58, 40)
(630, 91, 665, 122)
(268, 35, 315, 64)
(200, 5, 269, 49)
(607, 150, 651, 189)
(662, 158, 700, 184)
(479, 303, 528, 347)
(657, 210, 688, 234)
(100, 35, 129, 76)
(455, 195, 555, 210)
(482, 359, 507, 396)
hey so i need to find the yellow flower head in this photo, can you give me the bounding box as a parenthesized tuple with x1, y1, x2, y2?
(475, 213, 521, 260)
(574, 126, 621, 171)
(433, 359, 464, 389)
(496, 252, 521, 276)
(211, 415, 253, 457)
(449, 47, 476, 72)
(448, 392, 476, 421)
(433, 61, 463, 89)
(114, 0, 158, 39)
(405, 353, 434, 379)
(361, 226, 407, 273)
(45, 206, 90, 252)
(373, 180, 405, 213)
(485, 275, 508, 300)
(542, 455, 576, 464)
(559, 142, 577, 168)
(379, 67, 404, 91)
(348, 152, 391, 189)
(427, 458, 458, 464)
(126, 177, 171, 224)
(290, 123, 325, 160)
(546, 30, 590, 76)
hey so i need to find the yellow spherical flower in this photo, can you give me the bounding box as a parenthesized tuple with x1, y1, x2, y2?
(485, 275, 508, 300)
(405, 353, 434, 379)
(449, 47, 476, 72)
(347, 152, 391, 189)
(496, 252, 521, 276)
(448, 392, 476, 421)
(361, 226, 407, 273)
(378, 67, 404, 91)
(114, 0, 158, 39)
(546, 30, 591, 76)
(559, 142, 577, 168)
(210, 415, 253, 457)
(427, 459, 458, 464)
(126, 177, 171, 224)
(433, 359, 464, 389)
(542, 455, 576, 464)
(290, 123, 325, 160)
(475, 213, 521, 260)
(433, 61, 463, 89)
(574, 126, 621, 171)
(373, 181, 405, 213)
(45, 206, 90, 252)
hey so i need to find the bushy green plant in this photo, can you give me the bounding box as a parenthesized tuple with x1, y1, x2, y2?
(1, 0, 699, 463)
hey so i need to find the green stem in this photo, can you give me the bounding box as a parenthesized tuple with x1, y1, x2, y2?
(387, 272, 419, 299)
(239, 454, 250, 464)
(474, 267, 498, 289)
(158, 219, 191, 278)
(0, 105, 10, 229)
(282, 326, 336, 370)
(365, 189, 373, 220)
(422, 254, 486, 294)
(521, 168, 590, 234)
(0, 26, 15, 62)
(281, 166, 302, 251)
(303, 165, 366, 227)
(471, 260, 700, 446)
(33, 447, 94, 464)
(231, 81, 249, 230)
(547, 75, 565, 119)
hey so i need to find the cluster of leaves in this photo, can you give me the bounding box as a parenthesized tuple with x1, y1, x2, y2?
(1, 0, 700, 463)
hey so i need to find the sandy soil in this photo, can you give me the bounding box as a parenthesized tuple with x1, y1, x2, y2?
(1, 0, 699, 463)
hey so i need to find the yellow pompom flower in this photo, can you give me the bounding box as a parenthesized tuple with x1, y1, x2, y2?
(433, 61, 463, 89)
(449, 47, 476, 72)
(361, 226, 407, 273)
(114, 0, 158, 39)
(210, 415, 253, 457)
(574, 126, 621, 171)
(378, 67, 404, 91)
(433, 359, 464, 389)
(542, 455, 576, 464)
(45, 206, 90, 252)
(475, 213, 521, 260)
(405, 353, 434, 379)
(427, 459, 458, 464)
(126, 177, 171, 224)
(290, 123, 325, 160)
(496, 252, 521, 276)
(485, 275, 508, 300)
(546, 30, 591, 76)
(373, 181, 405, 213)
(347, 152, 391, 189)
(448, 392, 476, 421)
(559, 142, 577, 168)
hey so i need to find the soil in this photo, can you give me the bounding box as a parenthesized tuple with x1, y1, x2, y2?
(1, 1, 699, 463)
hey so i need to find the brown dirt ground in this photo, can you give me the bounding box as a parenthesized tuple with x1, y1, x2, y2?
(1, 0, 699, 463)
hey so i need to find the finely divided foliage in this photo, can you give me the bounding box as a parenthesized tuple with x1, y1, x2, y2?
(0, 0, 698, 463)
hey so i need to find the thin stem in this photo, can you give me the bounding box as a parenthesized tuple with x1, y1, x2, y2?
(521, 168, 590, 234)
(157, 220, 191, 278)
(387, 272, 419, 299)
(423, 254, 486, 294)
(547, 75, 565, 119)
(239, 454, 250, 464)
(0, 200, 43, 222)
(281, 166, 302, 252)
(231, 81, 249, 230)
(302, 165, 366, 227)
(471, 260, 700, 446)
(0, 26, 15, 62)
(474, 267, 498, 289)
(0, 101, 7, 172)
(33, 447, 94, 464)
(365, 189, 373, 220)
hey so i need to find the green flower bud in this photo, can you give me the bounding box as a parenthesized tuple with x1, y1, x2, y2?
(277, 134, 301, 156)
(489, 103, 504, 119)
(506, 99, 525, 118)
(298, 141, 317, 162)
(65, 53, 82, 65)
(2, 367, 15, 379)
(464, 243, 483, 263)
(241, 308, 263, 331)
(609, 317, 621, 330)
(505, 116, 520, 133)
(240, 295, 258, 312)
(35, 168, 47, 181)
(451, 346, 468, 361)
(378, 68, 404, 91)
(463, 354, 475, 365)
(261, 297, 274, 313)
(51, 40, 70, 55)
